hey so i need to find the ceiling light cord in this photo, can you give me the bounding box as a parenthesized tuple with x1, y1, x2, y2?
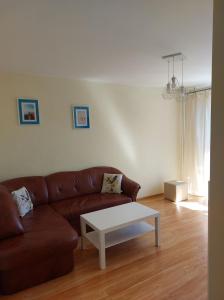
(168, 60, 170, 82)
(181, 55, 184, 87)
(172, 56, 175, 77)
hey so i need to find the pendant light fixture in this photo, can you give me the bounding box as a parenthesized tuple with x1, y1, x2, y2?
(162, 52, 186, 100)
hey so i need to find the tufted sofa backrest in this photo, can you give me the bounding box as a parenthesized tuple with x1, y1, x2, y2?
(45, 166, 122, 203)
(1, 176, 48, 207)
(0, 167, 123, 205)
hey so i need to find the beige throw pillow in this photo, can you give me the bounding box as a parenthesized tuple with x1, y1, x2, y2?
(11, 187, 33, 217)
(101, 173, 123, 194)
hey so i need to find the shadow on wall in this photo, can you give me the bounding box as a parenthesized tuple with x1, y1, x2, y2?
(83, 83, 138, 168)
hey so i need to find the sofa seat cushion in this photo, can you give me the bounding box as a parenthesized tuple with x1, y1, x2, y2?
(50, 193, 132, 224)
(0, 205, 78, 271)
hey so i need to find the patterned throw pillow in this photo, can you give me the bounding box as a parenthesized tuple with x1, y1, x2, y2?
(101, 173, 123, 194)
(11, 187, 33, 217)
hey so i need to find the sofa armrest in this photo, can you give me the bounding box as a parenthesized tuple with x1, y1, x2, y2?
(0, 185, 24, 240)
(121, 176, 141, 201)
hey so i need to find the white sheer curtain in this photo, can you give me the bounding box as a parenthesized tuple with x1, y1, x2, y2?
(181, 91, 211, 196)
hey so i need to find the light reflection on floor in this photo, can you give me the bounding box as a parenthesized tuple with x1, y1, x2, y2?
(175, 195, 208, 213)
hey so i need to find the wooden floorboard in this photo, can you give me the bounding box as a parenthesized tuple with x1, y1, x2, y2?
(1, 195, 208, 300)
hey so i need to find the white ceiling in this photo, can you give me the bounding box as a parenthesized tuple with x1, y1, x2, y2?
(0, 0, 213, 87)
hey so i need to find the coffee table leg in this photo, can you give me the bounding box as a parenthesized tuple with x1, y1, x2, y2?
(99, 232, 106, 269)
(155, 215, 160, 247)
(80, 218, 86, 250)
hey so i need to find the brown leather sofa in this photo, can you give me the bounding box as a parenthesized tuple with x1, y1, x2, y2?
(0, 166, 140, 294)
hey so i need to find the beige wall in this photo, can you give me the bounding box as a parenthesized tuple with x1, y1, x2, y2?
(0, 73, 179, 197)
(209, 1, 224, 299)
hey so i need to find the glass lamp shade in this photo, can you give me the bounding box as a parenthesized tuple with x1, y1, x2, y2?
(175, 86, 186, 101)
(162, 53, 186, 101)
(162, 91, 174, 100)
(162, 83, 177, 100)
(162, 83, 186, 101)
(171, 76, 178, 89)
(166, 82, 171, 93)
(180, 85, 185, 96)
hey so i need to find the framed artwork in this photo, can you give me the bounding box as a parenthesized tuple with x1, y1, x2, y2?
(17, 99, 40, 125)
(72, 106, 90, 128)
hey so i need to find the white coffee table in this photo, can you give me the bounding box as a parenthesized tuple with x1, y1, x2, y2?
(80, 202, 160, 269)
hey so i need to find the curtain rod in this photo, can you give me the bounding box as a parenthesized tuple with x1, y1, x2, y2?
(185, 87, 211, 95)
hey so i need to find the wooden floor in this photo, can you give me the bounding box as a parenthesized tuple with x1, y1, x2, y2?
(2, 195, 208, 300)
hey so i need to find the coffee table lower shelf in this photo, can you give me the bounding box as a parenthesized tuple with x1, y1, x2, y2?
(85, 221, 154, 249)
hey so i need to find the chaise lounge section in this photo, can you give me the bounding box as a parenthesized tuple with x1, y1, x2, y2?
(0, 166, 140, 294)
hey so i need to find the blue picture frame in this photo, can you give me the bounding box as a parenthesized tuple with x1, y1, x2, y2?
(73, 106, 90, 128)
(18, 99, 40, 125)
